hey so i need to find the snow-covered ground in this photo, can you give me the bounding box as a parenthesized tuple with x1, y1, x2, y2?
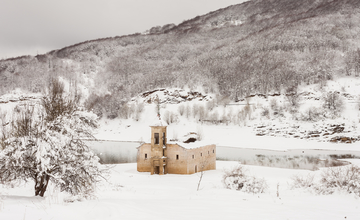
(0, 161, 359, 220)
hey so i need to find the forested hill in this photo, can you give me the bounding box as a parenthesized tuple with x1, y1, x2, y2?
(1, 0, 360, 118)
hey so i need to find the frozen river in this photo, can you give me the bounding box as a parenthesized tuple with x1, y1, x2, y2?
(87, 140, 360, 165)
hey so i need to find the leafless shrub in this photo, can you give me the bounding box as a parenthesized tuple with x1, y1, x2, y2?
(206, 99, 216, 111)
(290, 165, 360, 197)
(300, 107, 322, 121)
(290, 174, 316, 189)
(318, 165, 360, 196)
(261, 107, 270, 118)
(85, 93, 104, 118)
(236, 109, 247, 126)
(42, 78, 78, 122)
(192, 104, 199, 119)
(322, 91, 344, 117)
(223, 164, 268, 194)
(163, 111, 178, 125)
(208, 111, 219, 122)
(185, 104, 191, 119)
(0, 111, 9, 150)
(286, 93, 300, 111)
(235, 102, 253, 125)
(270, 98, 278, 111)
(178, 104, 185, 116)
(133, 102, 144, 121)
(269, 98, 284, 117)
(118, 104, 131, 119)
(198, 105, 208, 121)
(216, 95, 231, 107)
(196, 125, 204, 141)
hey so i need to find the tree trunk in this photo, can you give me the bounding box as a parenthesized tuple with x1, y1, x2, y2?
(197, 171, 204, 191)
(35, 173, 50, 197)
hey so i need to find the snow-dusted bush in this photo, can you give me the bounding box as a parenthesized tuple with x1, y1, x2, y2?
(286, 93, 300, 115)
(118, 102, 144, 120)
(118, 104, 131, 119)
(192, 104, 208, 121)
(0, 79, 105, 198)
(222, 164, 268, 194)
(85, 92, 104, 118)
(216, 95, 231, 107)
(185, 104, 191, 119)
(299, 106, 322, 121)
(133, 102, 144, 121)
(198, 105, 208, 121)
(206, 99, 216, 111)
(290, 174, 316, 189)
(261, 107, 270, 118)
(269, 98, 284, 117)
(290, 165, 360, 197)
(270, 98, 278, 112)
(196, 126, 204, 141)
(322, 91, 344, 117)
(0, 111, 9, 150)
(163, 111, 178, 125)
(192, 104, 199, 119)
(208, 111, 219, 122)
(236, 109, 247, 126)
(319, 165, 360, 196)
(178, 104, 185, 116)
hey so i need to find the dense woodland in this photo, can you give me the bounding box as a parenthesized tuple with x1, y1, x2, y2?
(1, 0, 360, 118)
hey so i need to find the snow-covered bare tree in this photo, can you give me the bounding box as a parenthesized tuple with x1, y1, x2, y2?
(0, 78, 104, 197)
(322, 91, 344, 117)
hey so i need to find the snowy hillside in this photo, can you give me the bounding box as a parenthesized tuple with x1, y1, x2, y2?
(1, 76, 360, 151)
(94, 76, 360, 151)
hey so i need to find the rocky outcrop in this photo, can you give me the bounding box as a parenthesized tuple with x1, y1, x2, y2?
(138, 88, 211, 104)
(254, 123, 359, 144)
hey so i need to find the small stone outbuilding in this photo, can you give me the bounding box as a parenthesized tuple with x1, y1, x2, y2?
(137, 121, 216, 175)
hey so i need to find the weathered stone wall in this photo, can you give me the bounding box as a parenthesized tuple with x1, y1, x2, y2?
(166, 144, 189, 174)
(137, 143, 152, 172)
(163, 143, 216, 174)
(185, 144, 216, 174)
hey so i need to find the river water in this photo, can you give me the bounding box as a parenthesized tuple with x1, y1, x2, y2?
(87, 140, 360, 167)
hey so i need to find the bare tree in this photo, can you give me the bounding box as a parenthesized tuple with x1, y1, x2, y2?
(322, 91, 344, 117)
(197, 153, 211, 191)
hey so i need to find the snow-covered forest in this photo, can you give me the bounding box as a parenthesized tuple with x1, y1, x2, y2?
(1, 0, 360, 219)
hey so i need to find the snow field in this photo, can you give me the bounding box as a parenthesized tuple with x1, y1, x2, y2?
(0, 161, 359, 220)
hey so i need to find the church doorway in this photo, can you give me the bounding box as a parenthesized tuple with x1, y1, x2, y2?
(154, 166, 160, 174)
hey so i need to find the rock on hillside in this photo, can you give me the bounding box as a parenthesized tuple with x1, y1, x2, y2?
(133, 88, 212, 104)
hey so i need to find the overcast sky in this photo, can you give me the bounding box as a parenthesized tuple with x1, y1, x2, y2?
(0, 0, 248, 59)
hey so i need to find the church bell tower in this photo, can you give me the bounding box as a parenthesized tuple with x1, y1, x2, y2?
(150, 124, 167, 175)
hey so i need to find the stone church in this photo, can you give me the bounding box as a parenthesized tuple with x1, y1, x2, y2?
(137, 120, 216, 175)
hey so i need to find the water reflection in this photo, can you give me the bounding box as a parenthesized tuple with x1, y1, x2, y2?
(87, 140, 360, 169)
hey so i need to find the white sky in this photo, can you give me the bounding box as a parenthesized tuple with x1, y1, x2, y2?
(0, 0, 248, 59)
